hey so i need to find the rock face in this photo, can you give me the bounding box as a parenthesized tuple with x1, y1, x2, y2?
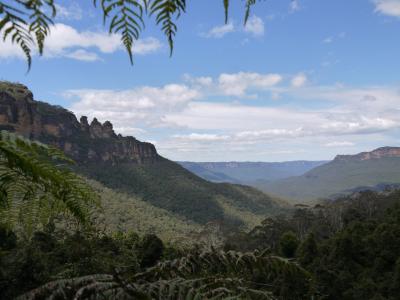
(0, 82, 159, 164)
(334, 147, 400, 162)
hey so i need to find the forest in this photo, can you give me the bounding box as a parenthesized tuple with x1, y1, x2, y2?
(1, 131, 400, 299)
(2, 0, 400, 299)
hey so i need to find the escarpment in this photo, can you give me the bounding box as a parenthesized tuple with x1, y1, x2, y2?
(0, 82, 159, 164)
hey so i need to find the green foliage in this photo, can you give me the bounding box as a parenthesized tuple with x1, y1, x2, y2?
(296, 233, 318, 266)
(279, 231, 299, 258)
(0, 131, 98, 232)
(0, 0, 55, 70)
(226, 190, 400, 299)
(78, 159, 287, 227)
(0, 228, 149, 299)
(1, 0, 269, 69)
(0, 223, 17, 250)
(259, 157, 400, 203)
(16, 247, 313, 299)
(99, 0, 145, 64)
(90, 179, 203, 242)
(139, 233, 164, 268)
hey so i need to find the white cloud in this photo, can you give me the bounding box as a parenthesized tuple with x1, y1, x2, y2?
(133, 38, 163, 55)
(0, 38, 25, 59)
(323, 32, 346, 44)
(183, 74, 213, 87)
(324, 141, 355, 147)
(218, 72, 282, 96)
(373, 0, 400, 17)
(64, 72, 400, 160)
(0, 23, 162, 61)
(291, 73, 308, 87)
(244, 16, 265, 37)
(66, 84, 200, 135)
(173, 133, 230, 142)
(203, 16, 265, 39)
(290, 0, 300, 12)
(65, 49, 100, 61)
(55, 3, 83, 20)
(204, 22, 235, 38)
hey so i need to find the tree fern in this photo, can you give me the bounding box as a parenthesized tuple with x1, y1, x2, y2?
(96, 0, 145, 64)
(25, 0, 56, 55)
(0, 131, 98, 232)
(17, 248, 314, 299)
(0, 2, 33, 69)
(148, 0, 186, 56)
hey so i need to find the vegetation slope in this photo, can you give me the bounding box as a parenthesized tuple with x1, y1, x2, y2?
(257, 157, 400, 203)
(78, 158, 289, 229)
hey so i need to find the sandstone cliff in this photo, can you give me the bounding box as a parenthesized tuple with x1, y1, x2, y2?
(334, 146, 400, 162)
(0, 82, 159, 164)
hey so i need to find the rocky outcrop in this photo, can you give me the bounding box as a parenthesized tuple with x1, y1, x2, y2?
(0, 82, 159, 164)
(334, 147, 400, 162)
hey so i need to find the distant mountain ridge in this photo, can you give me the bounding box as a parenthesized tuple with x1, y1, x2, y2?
(258, 147, 400, 203)
(334, 146, 400, 162)
(178, 160, 328, 184)
(0, 81, 287, 228)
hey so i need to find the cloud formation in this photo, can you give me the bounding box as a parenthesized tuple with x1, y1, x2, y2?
(291, 73, 308, 87)
(203, 23, 235, 38)
(244, 16, 265, 36)
(290, 0, 301, 12)
(66, 84, 200, 135)
(55, 2, 83, 20)
(0, 23, 162, 61)
(218, 72, 282, 96)
(373, 0, 400, 17)
(64, 71, 400, 160)
(203, 15, 265, 39)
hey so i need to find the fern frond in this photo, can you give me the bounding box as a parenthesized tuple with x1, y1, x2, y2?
(17, 248, 313, 299)
(0, 131, 98, 231)
(223, 0, 229, 24)
(0, 4, 33, 70)
(244, 0, 257, 25)
(96, 0, 145, 64)
(25, 0, 55, 55)
(148, 0, 186, 56)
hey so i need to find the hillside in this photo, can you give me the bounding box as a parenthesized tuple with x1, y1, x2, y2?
(258, 147, 400, 203)
(78, 159, 288, 226)
(178, 161, 327, 184)
(0, 81, 287, 228)
(88, 179, 202, 241)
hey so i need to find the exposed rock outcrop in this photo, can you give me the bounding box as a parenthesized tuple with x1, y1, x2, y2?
(0, 82, 159, 164)
(334, 147, 400, 162)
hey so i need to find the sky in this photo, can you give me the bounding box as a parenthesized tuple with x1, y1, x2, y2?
(1, 0, 400, 162)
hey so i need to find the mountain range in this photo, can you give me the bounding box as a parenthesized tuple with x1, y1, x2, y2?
(2, 81, 400, 233)
(0, 81, 287, 234)
(178, 161, 328, 184)
(256, 147, 400, 202)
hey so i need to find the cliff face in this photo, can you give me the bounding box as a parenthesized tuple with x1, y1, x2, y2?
(334, 147, 400, 162)
(0, 82, 159, 164)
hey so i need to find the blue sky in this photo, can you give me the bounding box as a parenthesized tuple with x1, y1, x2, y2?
(1, 0, 400, 161)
